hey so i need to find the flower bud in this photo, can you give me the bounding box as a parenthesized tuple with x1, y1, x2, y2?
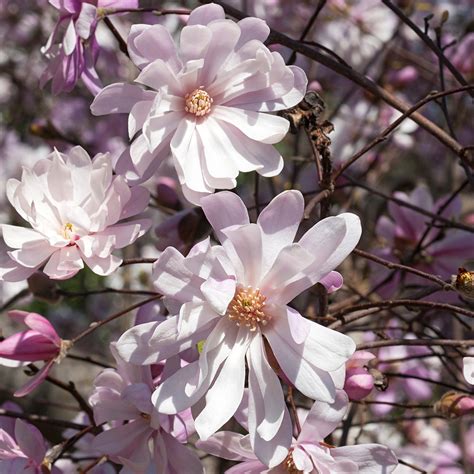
(344, 367, 375, 401)
(434, 391, 474, 418)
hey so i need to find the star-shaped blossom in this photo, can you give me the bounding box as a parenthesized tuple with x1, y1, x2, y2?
(197, 391, 398, 473)
(91, 3, 307, 203)
(0, 146, 150, 281)
(117, 190, 361, 466)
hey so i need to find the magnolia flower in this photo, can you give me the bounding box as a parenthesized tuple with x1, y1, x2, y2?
(197, 391, 398, 473)
(90, 344, 202, 474)
(343, 351, 375, 401)
(91, 3, 307, 203)
(117, 190, 361, 466)
(0, 146, 150, 281)
(0, 418, 58, 473)
(41, 0, 138, 94)
(0, 310, 69, 397)
(373, 186, 471, 298)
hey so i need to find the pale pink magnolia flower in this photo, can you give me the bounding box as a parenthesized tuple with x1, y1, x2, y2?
(90, 344, 202, 474)
(197, 391, 398, 473)
(117, 190, 360, 466)
(91, 3, 307, 204)
(0, 418, 60, 473)
(343, 350, 375, 401)
(41, 0, 138, 95)
(0, 310, 69, 397)
(0, 146, 150, 281)
(463, 357, 474, 385)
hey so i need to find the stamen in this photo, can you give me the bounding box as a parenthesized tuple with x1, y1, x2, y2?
(227, 286, 270, 331)
(184, 88, 213, 117)
(62, 222, 74, 239)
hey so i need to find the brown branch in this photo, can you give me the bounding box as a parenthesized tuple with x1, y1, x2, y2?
(357, 339, 474, 351)
(0, 409, 88, 430)
(71, 295, 162, 344)
(332, 86, 474, 180)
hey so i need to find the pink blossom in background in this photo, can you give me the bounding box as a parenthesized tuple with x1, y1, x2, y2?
(197, 391, 398, 473)
(117, 190, 360, 466)
(91, 3, 307, 203)
(372, 186, 471, 298)
(0, 310, 68, 397)
(343, 350, 376, 401)
(41, 0, 138, 94)
(90, 343, 202, 474)
(0, 418, 60, 473)
(0, 146, 150, 281)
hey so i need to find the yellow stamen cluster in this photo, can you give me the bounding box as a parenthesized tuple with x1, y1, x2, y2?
(184, 88, 213, 116)
(227, 286, 270, 331)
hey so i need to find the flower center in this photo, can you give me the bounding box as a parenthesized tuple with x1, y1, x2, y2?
(62, 222, 74, 239)
(184, 88, 213, 117)
(283, 451, 302, 474)
(227, 286, 270, 331)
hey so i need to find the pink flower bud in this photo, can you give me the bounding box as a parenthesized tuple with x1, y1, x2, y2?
(435, 391, 474, 418)
(155, 177, 180, 210)
(0, 311, 61, 362)
(344, 366, 375, 401)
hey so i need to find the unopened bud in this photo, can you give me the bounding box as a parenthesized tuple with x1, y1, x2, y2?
(452, 267, 474, 299)
(434, 391, 474, 418)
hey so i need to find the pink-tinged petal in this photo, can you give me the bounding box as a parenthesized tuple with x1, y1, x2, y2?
(16, 312, 60, 345)
(121, 383, 153, 414)
(92, 419, 152, 461)
(120, 186, 150, 219)
(62, 18, 77, 55)
(1, 226, 46, 250)
(221, 224, 263, 288)
(195, 331, 249, 440)
(81, 253, 121, 277)
(375, 216, 396, 245)
(152, 246, 203, 303)
(319, 271, 343, 294)
(274, 213, 361, 305)
(463, 357, 474, 384)
(0, 331, 58, 362)
(196, 432, 255, 461)
(286, 306, 311, 345)
(212, 106, 289, 144)
(162, 430, 204, 474)
(116, 317, 202, 365)
(42, 247, 84, 280)
(196, 119, 240, 180)
(226, 461, 268, 473)
(236, 17, 270, 47)
(200, 277, 236, 315)
(331, 444, 398, 473)
(8, 241, 55, 269)
(14, 419, 46, 465)
(199, 20, 241, 85)
(177, 302, 220, 339)
(215, 120, 284, 178)
(187, 3, 225, 26)
(247, 336, 286, 442)
(301, 320, 355, 372)
(135, 59, 182, 95)
(260, 243, 313, 297)
(201, 191, 250, 243)
(91, 83, 154, 115)
(129, 132, 172, 179)
(127, 24, 182, 71)
(265, 318, 337, 403)
(0, 259, 37, 282)
(75, 3, 96, 39)
(152, 360, 201, 414)
(128, 100, 153, 139)
(15, 360, 55, 397)
(143, 111, 183, 152)
(180, 25, 213, 64)
(257, 190, 304, 275)
(299, 391, 348, 443)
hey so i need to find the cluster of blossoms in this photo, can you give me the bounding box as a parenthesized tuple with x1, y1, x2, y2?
(0, 1, 473, 473)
